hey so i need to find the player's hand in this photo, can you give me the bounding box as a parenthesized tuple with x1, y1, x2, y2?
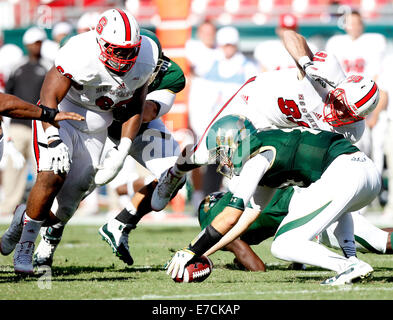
(48, 138, 70, 175)
(166, 248, 195, 279)
(50, 112, 85, 128)
(299, 52, 346, 88)
(4, 140, 25, 169)
(95, 138, 132, 186)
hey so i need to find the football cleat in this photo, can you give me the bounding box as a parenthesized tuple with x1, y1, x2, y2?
(0, 204, 26, 256)
(321, 257, 373, 286)
(14, 241, 35, 275)
(33, 227, 63, 267)
(99, 221, 134, 266)
(151, 168, 186, 211)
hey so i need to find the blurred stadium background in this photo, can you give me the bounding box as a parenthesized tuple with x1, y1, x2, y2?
(0, 0, 392, 224)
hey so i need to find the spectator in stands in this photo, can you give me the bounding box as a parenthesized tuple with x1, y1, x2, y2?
(41, 21, 74, 61)
(0, 26, 52, 216)
(76, 11, 101, 34)
(325, 10, 388, 181)
(185, 19, 219, 212)
(200, 25, 259, 198)
(253, 13, 318, 72)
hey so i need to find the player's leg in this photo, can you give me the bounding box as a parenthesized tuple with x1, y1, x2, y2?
(33, 128, 106, 267)
(99, 120, 180, 264)
(8, 120, 73, 274)
(320, 210, 392, 254)
(271, 152, 381, 285)
(151, 77, 257, 211)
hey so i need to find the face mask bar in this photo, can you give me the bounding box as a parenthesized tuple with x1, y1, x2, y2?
(323, 88, 364, 127)
(98, 38, 141, 73)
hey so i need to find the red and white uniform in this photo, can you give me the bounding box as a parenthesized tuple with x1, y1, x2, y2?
(33, 31, 158, 222)
(193, 68, 365, 165)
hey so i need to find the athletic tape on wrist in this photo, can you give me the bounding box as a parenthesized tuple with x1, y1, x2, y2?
(39, 104, 59, 123)
(45, 126, 60, 141)
(188, 224, 223, 256)
(298, 56, 313, 70)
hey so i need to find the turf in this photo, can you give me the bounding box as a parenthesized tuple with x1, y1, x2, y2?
(1, 223, 393, 301)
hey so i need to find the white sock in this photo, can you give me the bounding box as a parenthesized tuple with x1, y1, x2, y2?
(20, 214, 44, 243)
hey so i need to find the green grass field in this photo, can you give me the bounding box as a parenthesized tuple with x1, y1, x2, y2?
(1, 223, 393, 301)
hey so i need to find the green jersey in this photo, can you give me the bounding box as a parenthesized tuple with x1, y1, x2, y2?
(198, 188, 295, 245)
(234, 128, 359, 189)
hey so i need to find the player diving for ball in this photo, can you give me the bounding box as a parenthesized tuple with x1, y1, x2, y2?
(166, 114, 381, 285)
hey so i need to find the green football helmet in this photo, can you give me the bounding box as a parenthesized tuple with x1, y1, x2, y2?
(140, 28, 164, 86)
(206, 114, 257, 178)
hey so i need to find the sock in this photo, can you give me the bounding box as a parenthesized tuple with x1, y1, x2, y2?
(19, 215, 44, 244)
(333, 213, 356, 258)
(115, 202, 138, 227)
(170, 164, 186, 178)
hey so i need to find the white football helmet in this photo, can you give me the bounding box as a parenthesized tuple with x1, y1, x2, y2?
(323, 75, 379, 127)
(96, 8, 141, 73)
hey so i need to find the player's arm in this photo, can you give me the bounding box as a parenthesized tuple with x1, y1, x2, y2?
(142, 89, 176, 123)
(281, 29, 313, 78)
(95, 82, 148, 186)
(225, 239, 266, 271)
(166, 154, 271, 279)
(39, 65, 74, 174)
(0, 92, 83, 123)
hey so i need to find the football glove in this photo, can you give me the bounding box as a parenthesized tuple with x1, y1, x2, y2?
(166, 248, 195, 279)
(299, 52, 346, 88)
(46, 126, 70, 175)
(95, 137, 132, 186)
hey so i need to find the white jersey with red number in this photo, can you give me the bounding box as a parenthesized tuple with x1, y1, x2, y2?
(193, 68, 364, 164)
(325, 33, 386, 78)
(54, 31, 158, 133)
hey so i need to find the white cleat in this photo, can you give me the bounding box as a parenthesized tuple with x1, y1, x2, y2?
(321, 257, 373, 286)
(33, 235, 58, 268)
(0, 204, 26, 256)
(151, 168, 186, 211)
(14, 241, 35, 275)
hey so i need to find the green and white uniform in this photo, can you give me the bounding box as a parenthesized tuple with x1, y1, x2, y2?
(219, 127, 380, 273)
(199, 187, 390, 254)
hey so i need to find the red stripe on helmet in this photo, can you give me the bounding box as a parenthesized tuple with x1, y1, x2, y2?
(116, 9, 131, 41)
(355, 82, 378, 109)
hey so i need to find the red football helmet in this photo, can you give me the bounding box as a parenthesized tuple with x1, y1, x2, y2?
(323, 75, 379, 127)
(96, 9, 141, 73)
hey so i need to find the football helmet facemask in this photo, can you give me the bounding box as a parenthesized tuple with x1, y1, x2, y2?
(206, 114, 257, 179)
(96, 9, 141, 73)
(323, 75, 379, 127)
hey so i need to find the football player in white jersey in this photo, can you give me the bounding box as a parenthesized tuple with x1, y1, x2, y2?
(0, 8, 159, 275)
(151, 29, 379, 212)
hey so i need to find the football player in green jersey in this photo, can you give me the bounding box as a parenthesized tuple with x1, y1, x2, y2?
(167, 114, 381, 285)
(33, 29, 187, 267)
(198, 189, 393, 271)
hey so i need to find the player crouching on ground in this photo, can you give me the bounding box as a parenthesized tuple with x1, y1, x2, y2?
(198, 189, 393, 272)
(166, 114, 381, 285)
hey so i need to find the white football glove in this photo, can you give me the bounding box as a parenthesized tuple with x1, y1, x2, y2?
(166, 248, 195, 279)
(46, 126, 70, 175)
(299, 52, 346, 88)
(4, 140, 25, 169)
(95, 137, 132, 186)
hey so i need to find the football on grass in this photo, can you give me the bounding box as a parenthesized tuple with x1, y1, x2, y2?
(174, 255, 213, 283)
